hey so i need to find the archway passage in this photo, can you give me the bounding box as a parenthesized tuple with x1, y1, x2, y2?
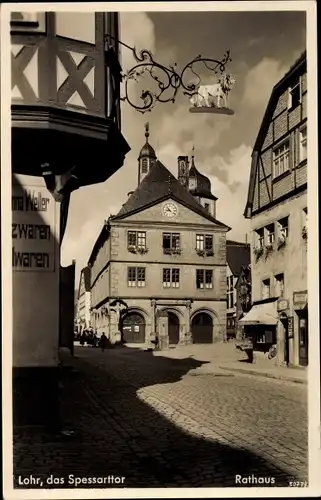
(121, 312, 145, 343)
(191, 312, 213, 344)
(167, 312, 180, 345)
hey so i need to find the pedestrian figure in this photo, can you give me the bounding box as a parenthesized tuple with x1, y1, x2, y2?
(99, 332, 108, 352)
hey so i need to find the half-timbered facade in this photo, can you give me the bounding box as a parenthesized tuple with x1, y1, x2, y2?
(88, 126, 230, 346)
(242, 51, 308, 367)
(10, 10, 130, 427)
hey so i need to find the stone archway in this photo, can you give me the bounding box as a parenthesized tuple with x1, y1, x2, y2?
(191, 311, 213, 344)
(167, 311, 180, 345)
(121, 311, 145, 343)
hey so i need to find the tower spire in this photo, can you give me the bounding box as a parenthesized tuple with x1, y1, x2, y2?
(191, 145, 195, 167)
(145, 122, 150, 142)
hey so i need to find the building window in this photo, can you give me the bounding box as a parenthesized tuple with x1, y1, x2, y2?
(262, 279, 270, 299)
(274, 273, 284, 297)
(141, 158, 148, 174)
(189, 178, 196, 190)
(299, 126, 307, 163)
(127, 267, 146, 287)
(163, 268, 180, 288)
(127, 231, 146, 250)
(196, 269, 213, 289)
(266, 223, 275, 245)
(204, 203, 210, 212)
(288, 76, 301, 110)
(163, 233, 180, 254)
(255, 228, 264, 249)
(273, 141, 290, 179)
(196, 234, 204, 251)
(226, 276, 234, 309)
(277, 217, 289, 239)
(196, 234, 213, 254)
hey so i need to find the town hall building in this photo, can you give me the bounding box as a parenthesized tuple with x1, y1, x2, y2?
(88, 124, 230, 346)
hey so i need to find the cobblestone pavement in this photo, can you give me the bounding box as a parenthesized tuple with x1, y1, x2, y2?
(13, 345, 308, 489)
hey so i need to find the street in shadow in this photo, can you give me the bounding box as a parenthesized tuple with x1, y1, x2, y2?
(13, 346, 303, 489)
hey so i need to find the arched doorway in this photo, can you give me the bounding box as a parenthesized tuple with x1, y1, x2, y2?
(191, 312, 213, 344)
(167, 312, 180, 345)
(121, 312, 145, 343)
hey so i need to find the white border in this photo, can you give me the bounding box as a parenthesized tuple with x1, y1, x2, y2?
(1, 2, 319, 499)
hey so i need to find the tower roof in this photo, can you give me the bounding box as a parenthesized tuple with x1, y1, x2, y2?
(138, 122, 156, 160)
(111, 160, 229, 229)
(189, 155, 217, 200)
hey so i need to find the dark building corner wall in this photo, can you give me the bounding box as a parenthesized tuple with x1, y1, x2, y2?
(13, 366, 60, 430)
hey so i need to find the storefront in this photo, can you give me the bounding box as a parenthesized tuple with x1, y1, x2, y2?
(293, 291, 308, 366)
(238, 298, 278, 353)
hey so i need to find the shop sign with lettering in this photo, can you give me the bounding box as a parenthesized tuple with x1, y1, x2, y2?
(12, 185, 55, 272)
(293, 291, 308, 305)
(288, 316, 294, 339)
(277, 298, 289, 312)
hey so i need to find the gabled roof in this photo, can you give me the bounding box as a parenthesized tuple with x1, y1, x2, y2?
(253, 50, 306, 153)
(226, 240, 250, 277)
(111, 160, 230, 229)
(244, 51, 306, 218)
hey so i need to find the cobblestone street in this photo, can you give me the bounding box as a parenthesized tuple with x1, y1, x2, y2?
(13, 345, 308, 489)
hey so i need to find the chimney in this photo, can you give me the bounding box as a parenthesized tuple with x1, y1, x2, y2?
(178, 156, 189, 188)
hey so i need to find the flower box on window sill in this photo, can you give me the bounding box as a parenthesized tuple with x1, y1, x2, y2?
(277, 236, 286, 250)
(302, 226, 308, 240)
(264, 244, 274, 258)
(277, 237, 286, 250)
(196, 249, 206, 257)
(137, 247, 148, 254)
(206, 250, 214, 257)
(128, 245, 137, 253)
(253, 246, 263, 261)
(163, 248, 181, 255)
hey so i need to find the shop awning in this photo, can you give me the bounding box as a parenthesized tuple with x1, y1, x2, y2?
(238, 301, 278, 326)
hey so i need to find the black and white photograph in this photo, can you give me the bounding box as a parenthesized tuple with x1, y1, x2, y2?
(1, 1, 320, 498)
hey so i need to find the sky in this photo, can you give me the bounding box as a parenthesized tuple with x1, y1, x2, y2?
(59, 8, 306, 282)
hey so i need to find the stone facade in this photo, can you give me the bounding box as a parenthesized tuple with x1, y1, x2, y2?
(88, 133, 230, 346)
(89, 201, 228, 345)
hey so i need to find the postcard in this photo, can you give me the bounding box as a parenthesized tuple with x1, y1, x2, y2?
(1, 1, 320, 499)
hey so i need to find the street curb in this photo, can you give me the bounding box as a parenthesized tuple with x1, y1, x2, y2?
(218, 366, 307, 385)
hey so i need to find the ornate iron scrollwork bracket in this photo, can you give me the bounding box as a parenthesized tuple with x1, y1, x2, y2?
(105, 34, 232, 114)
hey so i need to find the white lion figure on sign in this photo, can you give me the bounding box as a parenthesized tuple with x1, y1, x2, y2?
(190, 74, 236, 108)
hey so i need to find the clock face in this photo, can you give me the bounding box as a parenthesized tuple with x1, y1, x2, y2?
(162, 202, 178, 218)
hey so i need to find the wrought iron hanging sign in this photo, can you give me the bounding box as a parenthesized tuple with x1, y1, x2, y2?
(105, 35, 235, 115)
